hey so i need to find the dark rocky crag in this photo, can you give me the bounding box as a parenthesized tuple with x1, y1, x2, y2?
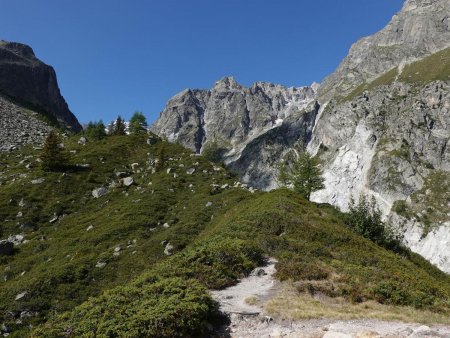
(0, 40, 81, 132)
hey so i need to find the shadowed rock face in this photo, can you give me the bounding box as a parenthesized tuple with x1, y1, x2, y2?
(318, 0, 450, 102)
(0, 40, 81, 131)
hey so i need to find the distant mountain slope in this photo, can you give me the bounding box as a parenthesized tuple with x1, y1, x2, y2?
(151, 77, 318, 188)
(0, 40, 81, 132)
(318, 0, 450, 102)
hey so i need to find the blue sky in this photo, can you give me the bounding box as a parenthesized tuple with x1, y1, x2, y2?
(0, 0, 404, 125)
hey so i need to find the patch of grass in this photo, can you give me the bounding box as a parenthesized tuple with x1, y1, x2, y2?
(266, 283, 450, 325)
(245, 296, 258, 306)
(399, 48, 450, 84)
(340, 67, 398, 103)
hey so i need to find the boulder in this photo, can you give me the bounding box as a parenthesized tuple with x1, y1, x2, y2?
(92, 187, 108, 198)
(15, 291, 27, 301)
(31, 178, 45, 185)
(78, 137, 87, 145)
(0, 240, 14, 255)
(8, 234, 24, 245)
(122, 177, 134, 187)
(164, 242, 174, 255)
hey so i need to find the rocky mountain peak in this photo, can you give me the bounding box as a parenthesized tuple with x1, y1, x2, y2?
(0, 40, 81, 132)
(318, 0, 450, 102)
(0, 40, 36, 60)
(213, 76, 241, 90)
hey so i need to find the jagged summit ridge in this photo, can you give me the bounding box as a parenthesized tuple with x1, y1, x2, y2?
(318, 0, 450, 101)
(0, 40, 81, 131)
(151, 76, 317, 153)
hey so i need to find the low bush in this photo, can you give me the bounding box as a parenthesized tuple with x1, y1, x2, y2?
(32, 278, 212, 338)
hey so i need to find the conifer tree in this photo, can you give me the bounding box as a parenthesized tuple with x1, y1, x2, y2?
(111, 116, 126, 135)
(40, 131, 69, 171)
(129, 112, 148, 135)
(85, 120, 106, 140)
(278, 151, 324, 200)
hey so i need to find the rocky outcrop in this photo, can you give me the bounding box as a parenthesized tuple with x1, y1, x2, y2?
(0, 95, 52, 151)
(309, 55, 450, 272)
(318, 0, 450, 102)
(0, 40, 81, 132)
(151, 77, 318, 188)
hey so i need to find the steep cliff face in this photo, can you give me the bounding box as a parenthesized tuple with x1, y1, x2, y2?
(319, 0, 450, 102)
(151, 77, 318, 188)
(0, 40, 81, 132)
(309, 48, 450, 272)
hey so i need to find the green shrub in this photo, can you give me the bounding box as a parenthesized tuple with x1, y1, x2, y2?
(345, 195, 405, 253)
(32, 278, 212, 338)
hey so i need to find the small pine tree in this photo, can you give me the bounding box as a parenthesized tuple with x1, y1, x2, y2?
(84, 120, 106, 140)
(107, 121, 115, 135)
(129, 112, 148, 135)
(155, 142, 166, 171)
(346, 195, 405, 253)
(40, 131, 69, 171)
(110, 115, 126, 135)
(277, 151, 325, 200)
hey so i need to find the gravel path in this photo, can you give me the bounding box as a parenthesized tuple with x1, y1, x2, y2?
(210, 259, 450, 338)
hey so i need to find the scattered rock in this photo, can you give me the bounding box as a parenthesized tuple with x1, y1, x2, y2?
(31, 178, 45, 185)
(164, 242, 174, 255)
(186, 168, 196, 175)
(86, 225, 94, 231)
(205, 201, 212, 207)
(8, 235, 24, 245)
(95, 261, 107, 268)
(92, 187, 108, 198)
(14, 291, 27, 301)
(122, 177, 134, 187)
(78, 137, 87, 145)
(49, 215, 58, 224)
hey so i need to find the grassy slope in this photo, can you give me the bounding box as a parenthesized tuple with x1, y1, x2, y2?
(340, 47, 450, 103)
(0, 135, 448, 337)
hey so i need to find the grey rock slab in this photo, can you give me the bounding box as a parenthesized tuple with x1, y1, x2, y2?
(92, 187, 108, 198)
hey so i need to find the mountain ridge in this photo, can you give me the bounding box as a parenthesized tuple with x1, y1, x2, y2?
(0, 40, 81, 132)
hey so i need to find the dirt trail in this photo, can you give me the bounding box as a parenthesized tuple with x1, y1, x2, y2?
(210, 259, 450, 338)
